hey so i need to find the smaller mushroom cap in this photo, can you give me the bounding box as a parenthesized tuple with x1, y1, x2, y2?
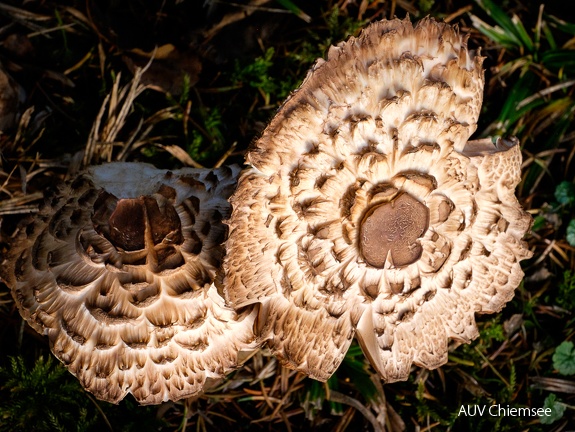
(2, 162, 258, 404)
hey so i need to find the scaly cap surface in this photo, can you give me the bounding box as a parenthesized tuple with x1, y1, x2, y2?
(2, 162, 257, 404)
(223, 17, 532, 381)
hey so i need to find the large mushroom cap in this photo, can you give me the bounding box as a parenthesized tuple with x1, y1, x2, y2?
(2, 162, 257, 404)
(223, 17, 533, 382)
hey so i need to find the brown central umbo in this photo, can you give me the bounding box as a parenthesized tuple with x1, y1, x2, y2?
(93, 191, 183, 251)
(359, 192, 429, 268)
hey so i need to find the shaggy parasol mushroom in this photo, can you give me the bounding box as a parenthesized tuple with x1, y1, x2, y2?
(1, 162, 257, 404)
(223, 17, 533, 382)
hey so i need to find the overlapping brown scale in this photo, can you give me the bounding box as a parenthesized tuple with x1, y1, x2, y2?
(1, 162, 257, 404)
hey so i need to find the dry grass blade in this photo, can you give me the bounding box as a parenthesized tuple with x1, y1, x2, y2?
(83, 64, 205, 168)
(203, 0, 272, 40)
(369, 375, 406, 432)
(12, 107, 37, 153)
(0, 192, 43, 215)
(328, 390, 383, 432)
(531, 377, 575, 394)
(444, 5, 473, 23)
(0, 3, 51, 21)
(83, 69, 147, 167)
(454, 369, 491, 398)
(155, 144, 204, 168)
(517, 79, 575, 109)
(27, 23, 76, 39)
(249, 351, 278, 384)
(115, 107, 178, 161)
(214, 141, 237, 168)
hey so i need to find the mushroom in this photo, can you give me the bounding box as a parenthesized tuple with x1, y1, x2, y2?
(1, 162, 257, 404)
(222, 17, 533, 382)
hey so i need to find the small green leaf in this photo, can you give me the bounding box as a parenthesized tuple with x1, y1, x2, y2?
(489, 72, 542, 134)
(531, 215, 546, 231)
(340, 344, 378, 403)
(418, 0, 435, 14)
(511, 14, 534, 52)
(542, 21, 558, 50)
(554, 181, 575, 205)
(470, 14, 522, 49)
(552, 341, 575, 375)
(566, 219, 575, 247)
(542, 49, 575, 70)
(474, 0, 531, 50)
(555, 270, 575, 310)
(546, 13, 575, 36)
(301, 380, 326, 420)
(275, 0, 311, 23)
(540, 393, 566, 424)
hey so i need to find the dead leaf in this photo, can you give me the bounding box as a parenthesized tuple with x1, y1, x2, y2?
(123, 45, 201, 95)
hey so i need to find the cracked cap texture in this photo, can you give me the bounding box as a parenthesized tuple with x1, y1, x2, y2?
(2, 162, 257, 404)
(222, 17, 533, 382)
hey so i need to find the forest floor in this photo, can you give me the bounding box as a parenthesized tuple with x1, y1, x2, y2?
(0, 1, 574, 431)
